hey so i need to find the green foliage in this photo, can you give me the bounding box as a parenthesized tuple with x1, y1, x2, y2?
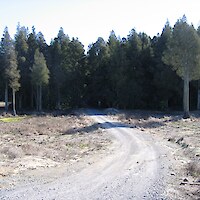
(1, 27, 20, 115)
(15, 23, 28, 59)
(86, 37, 110, 107)
(5, 50, 20, 92)
(162, 16, 200, 117)
(0, 16, 199, 111)
(1, 27, 20, 92)
(163, 17, 200, 81)
(152, 22, 182, 109)
(48, 29, 86, 109)
(31, 49, 49, 86)
(15, 24, 28, 85)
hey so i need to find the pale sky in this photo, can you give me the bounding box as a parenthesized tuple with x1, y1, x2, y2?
(0, 0, 199, 49)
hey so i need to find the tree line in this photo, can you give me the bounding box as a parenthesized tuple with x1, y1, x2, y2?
(0, 16, 200, 117)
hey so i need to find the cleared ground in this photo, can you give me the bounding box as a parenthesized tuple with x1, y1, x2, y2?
(0, 109, 199, 199)
(0, 111, 112, 190)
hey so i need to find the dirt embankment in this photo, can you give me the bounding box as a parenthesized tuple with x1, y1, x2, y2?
(107, 110, 200, 199)
(0, 112, 112, 189)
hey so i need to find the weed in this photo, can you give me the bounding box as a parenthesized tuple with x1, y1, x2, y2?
(66, 143, 74, 147)
(79, 143, 89, 149)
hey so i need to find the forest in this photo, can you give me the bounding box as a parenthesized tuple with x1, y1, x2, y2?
(0, 16, 200, 116)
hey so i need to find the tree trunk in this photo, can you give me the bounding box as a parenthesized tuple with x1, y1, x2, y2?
(12, 89, 16, 116)
(36, 85, 39, 111)
(5, 82, 8, 112)
(197, 80, 200, 110)
(18, 94, 22, 111)
(31, 85, 34, 109)
(56, 86, 61, 110)
(183, 71, 190, 118)
(39, 84, 42, 111)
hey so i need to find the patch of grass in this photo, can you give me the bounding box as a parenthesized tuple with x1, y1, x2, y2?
(187, 161, 200, 177)
(0, 116, 26, 123)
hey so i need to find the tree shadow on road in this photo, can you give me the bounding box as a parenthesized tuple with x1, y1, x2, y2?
(62, 121, 129, 135)
(119, 110, 200, 129)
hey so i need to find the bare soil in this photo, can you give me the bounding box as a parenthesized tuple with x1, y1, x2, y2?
(0, 112, 112, 189)
(106, 110, 200, 199)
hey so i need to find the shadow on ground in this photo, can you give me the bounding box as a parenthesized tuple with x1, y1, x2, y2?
(63, 121, 129, 135)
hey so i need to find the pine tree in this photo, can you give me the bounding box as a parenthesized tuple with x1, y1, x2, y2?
(27, 27, 39, 109)
(125, 29, 143, 108)
(1, 27, 20, 115)
(15, 23, 28, 109)
(152, 22, 182, 110)
(62, 37, 86, 107)
(5, 48, 20, 116)
(31, 49, 49, 111)
(49, 28, 70, 109)
(1, 27, 11, 111)
(163, 16, 200, 118)
(86, 37, 110, 107)
(107, 30, 121, 107)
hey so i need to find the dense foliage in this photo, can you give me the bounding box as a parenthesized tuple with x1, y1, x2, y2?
(163, 16, 200, 117)
(0, 17, 200, 114)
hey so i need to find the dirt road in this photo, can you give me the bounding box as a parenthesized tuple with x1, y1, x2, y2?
(0, 110, 168, 199)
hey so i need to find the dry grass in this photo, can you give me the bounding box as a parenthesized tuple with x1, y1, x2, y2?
(0, 114, 111, 178)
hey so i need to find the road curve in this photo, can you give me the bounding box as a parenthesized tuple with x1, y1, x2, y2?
(0, 110, 168, 200)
